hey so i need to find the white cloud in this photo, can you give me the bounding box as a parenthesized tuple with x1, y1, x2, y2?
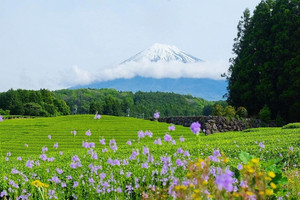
(93, 60, 228, 82)
(60, 66, 94, 87)
(57, 61, 228, 88)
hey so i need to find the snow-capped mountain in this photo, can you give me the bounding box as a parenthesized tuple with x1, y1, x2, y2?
(70, 43, 227, 100)
(121, 43, 203, 64)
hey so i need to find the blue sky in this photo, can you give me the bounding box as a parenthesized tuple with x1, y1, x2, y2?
(0, 0, 261, 91)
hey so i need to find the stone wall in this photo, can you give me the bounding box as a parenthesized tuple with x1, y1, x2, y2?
(153, 116, 261, 135)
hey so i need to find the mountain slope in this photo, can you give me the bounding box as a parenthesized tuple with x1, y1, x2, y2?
(121, 43, 203, 64)
(72, 77, 227, 101)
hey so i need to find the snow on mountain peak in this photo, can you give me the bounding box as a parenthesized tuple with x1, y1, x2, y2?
(121, 43, 203, 64)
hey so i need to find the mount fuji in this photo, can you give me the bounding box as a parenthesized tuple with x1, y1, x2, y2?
(71, 43, 227, 100)
(121, 43, 203, 64)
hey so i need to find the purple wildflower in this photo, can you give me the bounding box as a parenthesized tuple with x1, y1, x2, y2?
(190, 122, 201, 134)
(289, 146, 293, 152)
(179, 136, 185, 142)
(153, 112, 160, 119)
(102, 148, 108, 153)
(143, 146, 149, 155)
(176, 159, 183, 166)
(59, 151, 63, 156)
(237, 164, 243, 170)
(17, 157, 22, 161)
(177, 148, 184, 154)
(92, 152, 98, 160)
(53, 143, 58, 149)
(154, 138, 162, 145)
(49, 176, 61, 184)
(56, 168, 63, 175)
(0, 115, 3, 122)
(7, 152, 11, 157)
(0, 190, 7, 197)
(164, 134, 172, 142)
(141, 162, 149, 169)
(26, 160, 34, 168)
(24, 144, 28, 147)
(127, 140, 132, 145)
(48, 135, 51, 139)
(42, 146, 48, 153)
(168, 125, 175, 131)
(215, 167, 235, 192)
(5, 157, 9, 161)
(48, 190, 57, 199)
(40, 154, 47, 161)
(61, 182, 67, 188)
(99, 139, 105, 145)
(145, 130, 153, 137)
(71, 130, 77, 136)
(259, 142, 265, 148)
(138, 131, 145, 139)
(73, 181, 79, 188)
(89, 178, 95, 184)
(85, 129, 91, 136)
(100, 173, 106, 180)
(94, 114, 101, 119)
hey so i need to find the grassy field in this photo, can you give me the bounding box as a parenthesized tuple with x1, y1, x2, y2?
(0, 115, 299, 199)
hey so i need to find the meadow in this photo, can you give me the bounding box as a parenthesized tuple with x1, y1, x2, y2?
(0, 115, 299, 199)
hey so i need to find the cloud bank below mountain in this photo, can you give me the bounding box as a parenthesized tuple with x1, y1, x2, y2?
(63, 60, 228, 87)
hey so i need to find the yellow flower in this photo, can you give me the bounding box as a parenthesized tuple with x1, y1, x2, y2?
(180, 185, 187, 190)
(248, 168, 255, 173)
(265, 189, 273, 196)
(189, 184, 194, 188)
(265, 177, 272, 181)
(223, 157, 229, 163)
(268, 171, 276, 178)
(194, 189, 200, 194)
(174, 186, 181, 191)
(202, 180, 208, 185)
(246, 191, 253, 196)
(251, 158, 259, 164)
(270, 182, 277, 189)
(208, 194, 213, 198)
(233, 192, 239, 197)
(259, 191, 265, 196)
(186, 173, 192, 178)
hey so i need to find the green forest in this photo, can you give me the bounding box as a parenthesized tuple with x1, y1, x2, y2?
(53, 88, 219, 118)
(0, 88, 224, 118)
(226, 0, 300, 123)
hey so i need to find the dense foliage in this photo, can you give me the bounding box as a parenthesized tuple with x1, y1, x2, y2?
(0, 89, 70, 116)
(226, 0, 300, 123)
(0, 116, 298, 199)
(54, 89, 214, 118)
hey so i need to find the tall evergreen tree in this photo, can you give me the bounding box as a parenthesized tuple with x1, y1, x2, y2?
(227, 0, 300, 122)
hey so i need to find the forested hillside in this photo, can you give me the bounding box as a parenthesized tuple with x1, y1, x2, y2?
(226, 0, 300, 123)
(53, 88, 215, 118)
(0, 89, 70, 116)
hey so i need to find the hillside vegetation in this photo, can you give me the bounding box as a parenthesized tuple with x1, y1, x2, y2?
(0, 116, 299, 199)
(54, 89, 217, 118)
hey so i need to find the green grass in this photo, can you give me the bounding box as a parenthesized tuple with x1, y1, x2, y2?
(0, 115, 299, 199)
(0, 115, 299, 164)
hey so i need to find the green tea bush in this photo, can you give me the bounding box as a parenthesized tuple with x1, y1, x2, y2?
(282, 123, 300, 129)
(212, 104, 224, 116)
(237, 106, 248, 118)
(224, 105, 236, 118)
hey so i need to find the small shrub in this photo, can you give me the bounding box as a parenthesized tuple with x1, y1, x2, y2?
(259, 105, 271, 122)
(212, 104, 224, 116)
(236, 106, 248, 118)
(224, 105, 236, 118)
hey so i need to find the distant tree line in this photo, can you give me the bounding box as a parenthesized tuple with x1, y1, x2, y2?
(225, 0, 300, 123)
(0, 88, 228, 118)
(0, 89, 70, 116)
(54, 88, 223, 118)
